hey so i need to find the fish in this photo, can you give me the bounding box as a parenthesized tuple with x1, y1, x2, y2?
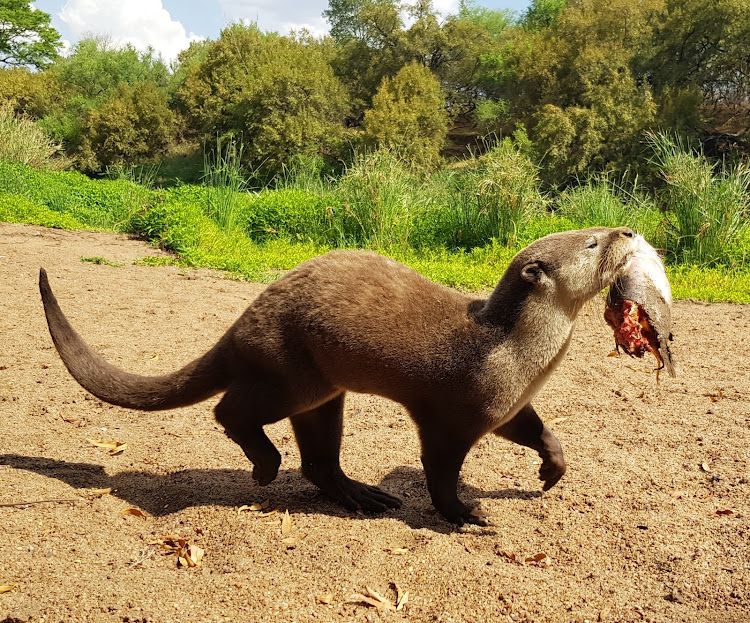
(604, 234, 676, 378)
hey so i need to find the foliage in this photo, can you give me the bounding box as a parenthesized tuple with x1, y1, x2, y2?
(178, 23, 349, 175)
(645, 0, 750, 115)
(77, 81, 176, 172)
(0, 0, 61, 69)
(556, 176, 662, 240)
(0, 101, 63, 168)
(0, 161, 153, 230)
(50, 37, 170, 104)
(458, 0, 514, 38)
(0, 67, 60, 118)
(437, 137, 546, 247)
(0, 193, 84, 229)
(334, 149, 426, 248)
(3, 151, 750, 300)
(648, 132, 750, 268)
(42, 38, 171, 153)
(522, 0, 566, 31)
(364, 63, 448, 170)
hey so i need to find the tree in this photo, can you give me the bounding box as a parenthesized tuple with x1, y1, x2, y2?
(178, 24, 350, 173)
(475, 0, 659, 183)
(364, 62, 448, 169)
(0, 0, 60, 69)
(522, 0, 566, 31)
(50, 37, 170, 105)
(458, 0, 514, 38)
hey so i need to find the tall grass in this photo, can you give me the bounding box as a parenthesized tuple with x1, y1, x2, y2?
(334, 150, 424, 249)
(202, 136, 250, 232)
(648, 132, 750, 268)
(443, 138, 546, 247)
(557, 174, 662, 240)
(0, 102, 65, 170)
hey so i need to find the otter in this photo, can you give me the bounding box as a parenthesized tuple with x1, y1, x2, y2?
(39, 226, 637, 525)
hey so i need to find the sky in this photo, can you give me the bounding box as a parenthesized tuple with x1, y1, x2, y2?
(32, 0, 531, 64)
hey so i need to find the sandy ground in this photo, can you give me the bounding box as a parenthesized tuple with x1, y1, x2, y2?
(0, 222, 748, 623)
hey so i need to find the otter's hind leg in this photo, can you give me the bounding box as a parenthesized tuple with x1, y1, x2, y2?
(290, 394, 401, 513)
(495, 403, 566, 491)
(214, 385, 282, 486)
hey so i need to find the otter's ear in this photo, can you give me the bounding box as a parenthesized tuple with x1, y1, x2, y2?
(521, 261, 543, 283)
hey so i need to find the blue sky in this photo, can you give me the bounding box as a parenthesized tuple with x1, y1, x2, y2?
(32, 0, 531, 63)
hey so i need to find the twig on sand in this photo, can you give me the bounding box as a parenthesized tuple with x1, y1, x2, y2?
(0, 497, 83, 508)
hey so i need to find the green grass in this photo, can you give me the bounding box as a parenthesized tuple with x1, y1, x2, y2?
(2, 134, 750, 303)
(80, 256, 122, 267)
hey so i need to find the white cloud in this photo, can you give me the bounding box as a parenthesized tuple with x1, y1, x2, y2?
(59, 0, 203, 62)
(218, 0, 328, 36)
(218, 0, 462, 37)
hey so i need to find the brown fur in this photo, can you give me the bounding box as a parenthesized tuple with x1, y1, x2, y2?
(40, 227, 637, 524)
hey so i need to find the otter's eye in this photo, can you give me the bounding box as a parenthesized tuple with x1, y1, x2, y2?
(587, 240, 598, 249)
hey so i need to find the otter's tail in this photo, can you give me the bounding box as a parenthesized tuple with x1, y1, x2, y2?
(39, 268, 230, 411)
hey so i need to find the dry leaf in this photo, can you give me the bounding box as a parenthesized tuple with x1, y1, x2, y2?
(122, 508, 146, 519)
(547, 417, 568, 425)
(62, 416, 79, 423)
(498, 550, 518, 563)
(385, 547, 409, 555)
(0, 585, 14, 595)
(86, 439, 127, 455)
(151, 537, 204, 568)
(281, 510, 292, 535)
(150, 354, 159, 360)
(715, 509, 734, 516)
(109, 442, 128, 455)
(237, 502, 266, 514)
(351, 594, 395, 610)
(524, 553, 552, 566)
(359, 585, 395, 611)
(393, 582, 409, 611)
(607, 350, 620, 358)
(281, 535, 307, 545)
(238, 500, 272, 513)
(259, 508, 279, 517)
(181, 543, 204, 567)
(88, 488, 112, 497)
(701, 462, 711, 472)
(316, 593, 333, 605)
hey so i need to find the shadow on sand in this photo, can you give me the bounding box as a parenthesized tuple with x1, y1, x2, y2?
(1, 454, 542, 533)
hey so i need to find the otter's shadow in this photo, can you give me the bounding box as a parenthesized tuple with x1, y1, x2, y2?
(0, 455, 542, 532)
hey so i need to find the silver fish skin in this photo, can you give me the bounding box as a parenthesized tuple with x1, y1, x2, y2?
(607, 235, 676, 377)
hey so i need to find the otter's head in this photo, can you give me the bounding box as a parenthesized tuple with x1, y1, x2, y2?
(481, 227, 638, 327)
(520, 226, 637, 305)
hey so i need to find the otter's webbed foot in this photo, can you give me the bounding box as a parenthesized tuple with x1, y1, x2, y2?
(433, 498, 489, 527)
(303, 462, 402, 513)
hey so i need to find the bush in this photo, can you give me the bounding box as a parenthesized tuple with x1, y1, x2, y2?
(556, 176, 662, 241)
(178, 25, 349, 175)
(0, 161, 153, 230)
(334, 150, 426, 249)
(78, 81, 176, 172)
(363, 63, 449, 171)
(0, 102, 64, 169)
